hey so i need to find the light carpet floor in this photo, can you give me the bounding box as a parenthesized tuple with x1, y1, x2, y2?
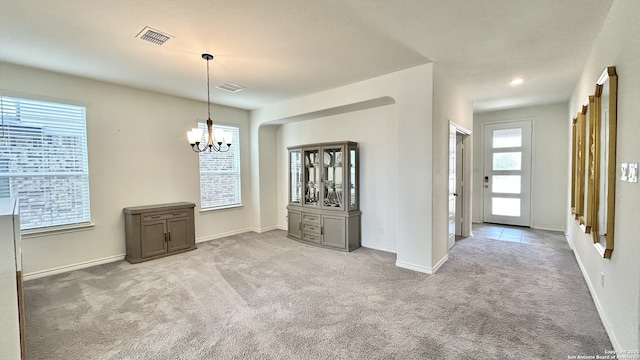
(24, 229, 612, 359)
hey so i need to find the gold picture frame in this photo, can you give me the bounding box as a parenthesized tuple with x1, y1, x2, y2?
(592, 66, 617, 259)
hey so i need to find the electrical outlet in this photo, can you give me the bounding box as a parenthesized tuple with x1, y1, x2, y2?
(600, 272, 605, 288)
(378, 227, 385, 235)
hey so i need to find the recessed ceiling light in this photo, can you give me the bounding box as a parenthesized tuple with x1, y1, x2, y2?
(510, 78, 524, 86)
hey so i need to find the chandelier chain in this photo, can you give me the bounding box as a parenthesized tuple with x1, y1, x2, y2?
(206, 57, 211, 120)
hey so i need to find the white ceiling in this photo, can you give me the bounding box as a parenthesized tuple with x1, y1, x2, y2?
(0, 0, 614, 112)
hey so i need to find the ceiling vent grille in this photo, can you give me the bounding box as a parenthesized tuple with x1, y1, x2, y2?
(216, 82, 246, 93)
(136, 26, 172, 45)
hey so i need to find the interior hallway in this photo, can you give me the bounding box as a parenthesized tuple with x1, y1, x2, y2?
(463, 223, 571, 250)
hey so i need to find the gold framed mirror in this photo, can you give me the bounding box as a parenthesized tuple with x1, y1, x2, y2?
(583, 95, 596, 234)
(592, 66, 617, 259)
(570, 116, 577, 215)
(573, 107, 586, 221)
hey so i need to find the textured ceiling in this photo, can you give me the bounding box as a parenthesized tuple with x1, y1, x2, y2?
(0, 0, 614, 112)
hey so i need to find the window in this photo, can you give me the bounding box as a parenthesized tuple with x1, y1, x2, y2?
(0, 96, 91, 230)
(198, 124, 241, 210)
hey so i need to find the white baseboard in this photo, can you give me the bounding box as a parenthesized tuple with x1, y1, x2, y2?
(196, 228, 254, 243)
(256, 225, 281, 233)
(361, 242, 396, 253)
(196, 226, 285, 244)
(395, 254, 448, 275)
(431, 254, 449, 273)
(24, 254, 126, 281)
(571, 247, 620, 352)
(531, 224, 565, 232)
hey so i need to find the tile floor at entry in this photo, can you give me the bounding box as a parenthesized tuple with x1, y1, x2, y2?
(467, 223, 571, 250)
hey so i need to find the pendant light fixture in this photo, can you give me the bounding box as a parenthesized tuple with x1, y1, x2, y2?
(187, 54, 232, 152)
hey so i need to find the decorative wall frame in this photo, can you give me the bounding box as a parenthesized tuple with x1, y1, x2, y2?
(571, 116, 577, 214)
(572, 106, 586, 222)
(583, 95, 596, 234)
(592, 66, 617, 259)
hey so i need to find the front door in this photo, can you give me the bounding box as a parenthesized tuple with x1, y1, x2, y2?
(482, 120, 532, 226)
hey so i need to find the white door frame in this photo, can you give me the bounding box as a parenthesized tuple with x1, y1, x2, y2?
(481, 118, 534, 227)
(448, 121, 472, 249)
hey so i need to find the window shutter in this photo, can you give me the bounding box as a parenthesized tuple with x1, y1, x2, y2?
(0, 96, 91, 230)
(198, 124, 241, 209)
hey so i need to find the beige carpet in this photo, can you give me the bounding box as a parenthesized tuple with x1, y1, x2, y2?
(24, 229, 611, 359)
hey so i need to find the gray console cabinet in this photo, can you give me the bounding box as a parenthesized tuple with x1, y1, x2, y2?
(124, 202, 196, 263)
(286, 141, 361, 251)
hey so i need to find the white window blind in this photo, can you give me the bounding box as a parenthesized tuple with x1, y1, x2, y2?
(198, 124, 241, 210)
(0, 96, 91, 230)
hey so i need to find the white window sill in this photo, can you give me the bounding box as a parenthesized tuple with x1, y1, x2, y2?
(22, 222, 95, 238)
(199, 204, 244, 214)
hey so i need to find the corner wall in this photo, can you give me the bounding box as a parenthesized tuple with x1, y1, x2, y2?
(432, 64, 473, 266)
(567, 0, 640, 351)
(252, 64, 437, 272)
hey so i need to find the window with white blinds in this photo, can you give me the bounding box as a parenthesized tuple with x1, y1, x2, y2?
(0, 96, 91, 230)
(198, 124, 241, 210)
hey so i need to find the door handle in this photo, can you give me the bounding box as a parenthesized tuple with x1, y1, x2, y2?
(164, 232, 168, 242)
(168, 232, 171, 242)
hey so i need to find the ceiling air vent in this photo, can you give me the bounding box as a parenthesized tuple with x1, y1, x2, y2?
(136, 26, 172, 45)
(216, 82, 246, 93)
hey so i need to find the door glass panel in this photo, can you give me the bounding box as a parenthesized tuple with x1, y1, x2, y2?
(304, 149, 320, 206)
(492, 175, 521, 194)
(493, 152, 521, 171)
(492, 198, 521, 217)
(323, 147, 343, 207)
(493, 128, 522, 148)
(349, 148, 357, 209)
(289, 150, 301, 204)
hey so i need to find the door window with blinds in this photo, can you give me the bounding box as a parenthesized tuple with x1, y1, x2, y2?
(198, 124, 241, 210)
(0, 96, 91, 230)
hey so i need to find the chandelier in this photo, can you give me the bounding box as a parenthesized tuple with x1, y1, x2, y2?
(187, 54, 232, 152)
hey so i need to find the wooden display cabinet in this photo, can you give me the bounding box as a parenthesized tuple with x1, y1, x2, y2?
(286, 141, 361, 251)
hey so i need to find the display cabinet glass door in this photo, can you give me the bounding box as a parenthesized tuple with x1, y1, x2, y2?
(304, 149, 321, 206)
(289, 150, 302, 204)
(322, 147, 344, 209)
(349, 146, 357, 210)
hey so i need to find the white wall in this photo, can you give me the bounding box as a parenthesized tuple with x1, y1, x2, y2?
(251, 64, 440, 273)
(472, 103, 569, 231)
(567, 0, 640, 352)
(432, 64, 473, 265)
(0, 62, 254, 277)
(276, 105, 398, 252)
